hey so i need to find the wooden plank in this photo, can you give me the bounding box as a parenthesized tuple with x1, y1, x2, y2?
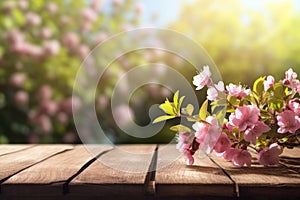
(280, 147, 300, 172)
(0, 145, 34, 156)
(69, 145, 156, 198)
(0, 145, 73, 182)
(1, 145, 112, 198)
(155, 145, 235, 198)
(210, 150, 300, 199)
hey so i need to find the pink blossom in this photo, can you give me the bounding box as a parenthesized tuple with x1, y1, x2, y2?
(40, 27, 52, 39)
(219, 147, 238, 161)
(25, 12, 41, 26)
(193, 116, 220, 153)
(5, 30, 24, 44)
(226, 83, 251, 98)
(244, 121, 271, 144)
(43, 40, 60, 56)
(112, 104, 134, 127)
(258, 143, 282, 166)
(231, 149, 252, 167)
(95, 32, 108, 44)
(213, 132, 231, 153)
(135, 3, 144, 14)
(46, 2, 58, 14)
(289, 98, 300, 116)
(56, 112, 69, 125)
(17, 0, 28, 10)
(80, 22, 92, 32)
(207, 81, 224, 101)
(283, 68, 300, 92)
(38, 85, 52, 102)
(264, 75, 275, 91)
(62, 32, 80, 49)
(14, 91, 28, 106)
(63, 132, 77, 143)
(97, 95, 108, 109)
(229, 104, 260, 131)
(39, 101, 58, 116)
(60, 97, 82, 115)
(184, 149, 194, 166)
(193, 66, 212, 90)
(37, 115, 52, 134)
(78, 45, 90, 59)
(81, 8, 98, 22)
(91, 0, 105, 11)
(10, 73, 26, 87)
(176, 132, 192, 153)
(277, 110, 300, 134)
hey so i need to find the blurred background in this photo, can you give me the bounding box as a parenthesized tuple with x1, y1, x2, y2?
(0, 0, 299, 144)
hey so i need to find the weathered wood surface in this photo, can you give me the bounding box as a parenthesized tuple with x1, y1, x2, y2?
(0, 145, 299, 200)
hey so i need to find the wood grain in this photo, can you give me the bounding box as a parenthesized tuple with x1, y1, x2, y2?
(1, 145, 112, 197)
(0, 145, 73, 182)
(0, 145, 34, 156)
(69, 145, 156, 198)
(210, 151, 300, 198)
(155, 145, 235, 197)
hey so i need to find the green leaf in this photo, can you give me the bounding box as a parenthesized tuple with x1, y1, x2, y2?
(173, 90, 179, 110)
(178, 96, 185, 110)
(153, 115, 176, 124)
(227, 95, 240, 107)
(159, 99, 175, 115)
(253, 76, 265, 97)
(269, 97, 284, 111)
(182, 104, 194, 116)
(170, 124, 191, 132)
(273, 83, 285, 99)
(199, 99, 208, 120)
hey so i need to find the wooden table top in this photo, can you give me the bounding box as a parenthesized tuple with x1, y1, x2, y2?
(0, 144, 299, 200)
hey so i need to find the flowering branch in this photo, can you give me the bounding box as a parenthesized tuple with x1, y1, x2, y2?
(153, 66, 300, 167)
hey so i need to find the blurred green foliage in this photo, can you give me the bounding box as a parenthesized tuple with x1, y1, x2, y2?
(170, 0, 300, 85)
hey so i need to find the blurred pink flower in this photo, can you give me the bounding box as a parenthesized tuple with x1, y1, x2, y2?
(60, 15, 72, 25)
(113, 0, 122, 7)
(214, 132, 231, 153)
(78, 45, 90, 59)
(219, 147, 238, 161)
(226, 83, 251, 98)
(2, 1, 15, 12)
(91, 0, 105, 11)
(62, 32, 80, 49)
(38, 85, 52, 102)
(14, 91, 28, 106)
(40, 27, 52, 39)
(135, 3, 144, 14)
(37, 115, 52, 134)
(283, 68, 300, 92)
(192, 66, 212, 90)
(12, 42, 43, 58)
(193, 121, 209, 144)
(5, 30, 24, 44)
(81, 8, 98, 22)
(60, 97, 82, 115)
(25, 12, 41, 26)
(244, 121, 271, 144)
(258, 143, 282, 166)
(46, 2, 58, 14)
(80, 22, 92, 32)
(97, 95, 108, 109)
(56, 112, 69, 125)
(95, 32, 108, 44)
(113, 104, 134, 127)
(17, 0, 28, 10)
(228, 104, 260, 131)
(63, 132, 77, 143)
(231, 149, 251, 167)
(43, 40, 60, 56)
(264, 75, 274, 91)
(39, 101, 58, 116)
(10, 73, 26, 87)
(277, 110, 300, 134)
(289, 98, 300, 116)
